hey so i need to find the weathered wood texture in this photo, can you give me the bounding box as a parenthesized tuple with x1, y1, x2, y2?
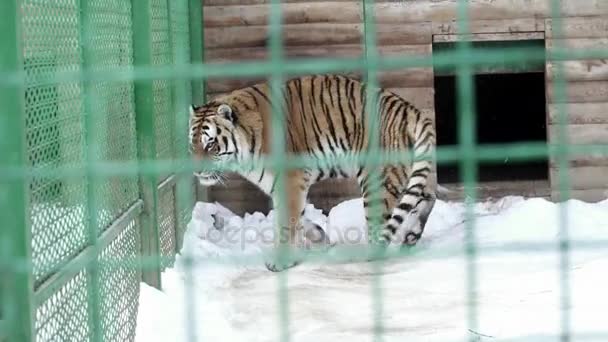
(200, 1, 608, 208)
(545, 17, 608, 199)
(432, 18, 545, 35)
(550, 166, 608, 190)
(203, 1, 606, 24)
(551, 189, 608, 202)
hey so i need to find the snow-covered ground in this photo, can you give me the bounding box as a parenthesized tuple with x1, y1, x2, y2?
(135, 195, 608, 342)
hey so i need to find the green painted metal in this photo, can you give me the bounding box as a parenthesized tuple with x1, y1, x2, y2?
(33, 201, 143, 307)
(189, 0, 205, 105)
(132, 0, 162, 289)
(78, 0, 103, 340)
(2, 0, 608, 341)
(0, 2, 35, 342)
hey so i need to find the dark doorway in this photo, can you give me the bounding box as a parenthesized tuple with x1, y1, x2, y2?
(433, 40, 548, 183)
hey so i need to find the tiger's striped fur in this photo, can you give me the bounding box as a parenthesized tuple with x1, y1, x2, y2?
(188, 74, 436, 271)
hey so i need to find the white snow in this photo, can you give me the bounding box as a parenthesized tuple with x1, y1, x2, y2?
(135, 195, 608, 342)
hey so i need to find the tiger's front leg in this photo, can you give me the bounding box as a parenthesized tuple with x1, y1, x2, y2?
(264, 170, 309, 272)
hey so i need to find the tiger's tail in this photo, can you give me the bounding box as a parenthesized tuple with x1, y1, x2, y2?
(384, 108, 436, 245)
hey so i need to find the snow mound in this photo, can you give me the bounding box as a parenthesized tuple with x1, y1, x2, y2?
(136, 195, 608, 342)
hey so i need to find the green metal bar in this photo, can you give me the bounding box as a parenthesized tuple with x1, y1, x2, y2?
(549, 1, 572, 341)
(454, 1, 479, 340)
(168, 1, 199, 341)
(0, 1, 35, 341)
(132, 0, 162, 289)
(78, 0, 103, 340)
(266, 1, 292, 341)
(189, 0, 205, 105)
(2, 141, 608, 182)
(188, 0, 208, 208)
(8, 238, 608, 278)
(361, 0, 385, 341)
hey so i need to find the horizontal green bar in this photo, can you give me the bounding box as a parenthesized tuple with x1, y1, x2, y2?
(1, 46, 607, 86)
(1, 142, 607, 180)
(6, 239, 608, 275)
(33, 200, 143, 306)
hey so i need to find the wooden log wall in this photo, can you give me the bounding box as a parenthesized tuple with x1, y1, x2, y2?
(200, 0, 608, 214)
(545, 17, 608, 202)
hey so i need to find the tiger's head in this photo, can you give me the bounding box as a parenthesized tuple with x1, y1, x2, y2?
(188, 101, 240, 186)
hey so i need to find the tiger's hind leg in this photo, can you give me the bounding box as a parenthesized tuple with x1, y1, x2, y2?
(356, 167, 400, 256)
(384, 170, 437, 247)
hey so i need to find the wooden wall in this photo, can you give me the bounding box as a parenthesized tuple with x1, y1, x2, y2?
(545, 17, 608, 202)
(200, 0, 608, 214)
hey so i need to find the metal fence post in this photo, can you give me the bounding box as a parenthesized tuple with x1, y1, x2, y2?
(0, 2, 35, 342)
(188, 0, 207, 216)
(132, 0, 162, 289)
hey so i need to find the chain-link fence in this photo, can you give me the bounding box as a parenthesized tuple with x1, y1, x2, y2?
(1, 0, 608, 341)
(1, 0, 200, 340)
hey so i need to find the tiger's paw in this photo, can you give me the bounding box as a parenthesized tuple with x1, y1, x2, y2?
(265, 259, 301, 272)
(263, 247, 303, 272)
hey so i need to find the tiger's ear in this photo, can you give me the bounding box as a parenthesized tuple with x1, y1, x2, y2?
(218, 104, 236, 124)
(189, 105, 197, 121)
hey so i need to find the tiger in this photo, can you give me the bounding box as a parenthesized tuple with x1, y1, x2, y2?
(188, 74, 437, 272)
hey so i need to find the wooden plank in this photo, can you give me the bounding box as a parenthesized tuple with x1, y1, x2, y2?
(546, 17, 608, 39)
(547, 60, 608, 82)
(432, 18, 545, 35)
(203, 2, 362, 27)
(203, 0, 605, 24)
(548, 123, 608, 144)
(549, 156, 608, 168)
(433, 32, 544, 43)
(548, 103, 608, 124)
(206, 68, 434, 93)
(204, 23, 431, 49)
(205, 44, 432, 62)
(439, 180, 551, 201)
(546, 38, 608, 50)
(551, 188, 608, 202)
(550, 166, 608, 190)
(546, 81, 608, 104)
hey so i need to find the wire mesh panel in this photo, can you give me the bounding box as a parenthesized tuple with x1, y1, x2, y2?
(35, 270, 90, 342)
(98, 219, 141, 342)
(0, 0, 197, 340)
(22, 0, 88, 286)
(151, 0, 175, 165)
(158, 182, 177, 269)
(86, 0, 139, 233)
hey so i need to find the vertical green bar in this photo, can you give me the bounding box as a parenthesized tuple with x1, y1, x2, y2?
(454, 0, 479, 339)
(188, 0, 207, 217)
(266, 1, 291, 341)
(361, 0, 385, 340)
(132, 0, 162, 289)
(189, 0, 205, 105)
(0, 1, 35, 341)
(169, 1, 198, 340)
(78, 0, 102, 340)
(549, 1, 572, 341)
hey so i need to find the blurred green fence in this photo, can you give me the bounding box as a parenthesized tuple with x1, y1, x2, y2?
(1, 0, 608, 342)
(0, 0, 202, 340)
